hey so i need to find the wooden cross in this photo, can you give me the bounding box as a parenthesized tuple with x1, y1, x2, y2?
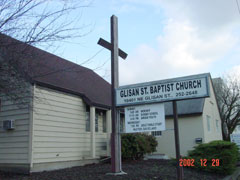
(98, 15, 127, 174)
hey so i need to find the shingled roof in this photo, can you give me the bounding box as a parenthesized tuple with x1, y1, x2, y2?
(0, 33, 208, 114)
(0, 33, 111, 108)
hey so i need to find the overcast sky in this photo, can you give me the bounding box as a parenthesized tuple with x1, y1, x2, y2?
(53, 0, 240, 85)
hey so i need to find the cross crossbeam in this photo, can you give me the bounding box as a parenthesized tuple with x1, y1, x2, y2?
(98, 38, 128, 60)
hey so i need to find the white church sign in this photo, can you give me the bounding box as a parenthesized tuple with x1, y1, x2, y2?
(124, 103, 165, 133)
(116, 73, 210, 107)
(119, 73, 210, 180)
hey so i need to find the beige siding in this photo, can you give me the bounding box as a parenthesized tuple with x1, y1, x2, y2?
(202, 78, 223, 142)
(155, 115, 204, 158)
(95, 133, 107, 157)
(33, 86, 107, 164)
(0, 93, 30, 164)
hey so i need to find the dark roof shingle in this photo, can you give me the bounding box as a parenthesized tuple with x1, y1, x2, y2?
(0, 33, 208, 113)
(0, 33, 111, 108)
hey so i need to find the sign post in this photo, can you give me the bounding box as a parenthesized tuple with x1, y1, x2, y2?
(173, 100, 183, 180)
(98, 15, 127, 174)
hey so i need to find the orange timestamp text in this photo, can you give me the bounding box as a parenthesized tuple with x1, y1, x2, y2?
(179, 158, 220, 167)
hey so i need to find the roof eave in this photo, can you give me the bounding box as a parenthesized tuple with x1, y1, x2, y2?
(32, 80, 111, 109)
(165, 112, 203, 118)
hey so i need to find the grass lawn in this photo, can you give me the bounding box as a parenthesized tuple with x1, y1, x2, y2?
(0, 159, 226, 180)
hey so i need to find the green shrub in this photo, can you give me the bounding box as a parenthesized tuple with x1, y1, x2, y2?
(186, 140, 239, 175)
(121, 133, 158, 160)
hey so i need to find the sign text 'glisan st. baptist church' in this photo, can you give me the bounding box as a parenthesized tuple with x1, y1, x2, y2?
(116, 73, 210, 107)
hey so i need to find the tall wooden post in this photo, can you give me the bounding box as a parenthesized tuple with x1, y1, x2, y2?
(110, 15, 121, 173)
(97, 15, 127, 174)
(173, 101, 183, 180)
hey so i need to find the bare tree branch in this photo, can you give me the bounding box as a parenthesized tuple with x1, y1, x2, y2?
(213, 75, 240, 141)
(0, 0, 93, 109)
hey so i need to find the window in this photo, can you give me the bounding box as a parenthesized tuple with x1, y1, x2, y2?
(95, 112, 98, 132)
(207, 115, 211, 132)
(102, 111, 107, 133)
(86, 106, 90, 132)
(216, 120, 220, 132)
(151, 131, 162, 137)
(120, 113, 125, 133)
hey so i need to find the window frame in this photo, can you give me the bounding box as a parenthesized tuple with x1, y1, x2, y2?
(120, 113, 125, 133)
(85, 105, 90, 132)
(207, 115, 211, 132)
(95, 112, 98, 132)
(216, 119, 220, 132)
(151, 131, 162, 137)
(102, 111, 107, 133)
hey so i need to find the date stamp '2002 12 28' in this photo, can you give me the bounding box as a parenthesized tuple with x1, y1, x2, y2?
(179, 159, 220, 167)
